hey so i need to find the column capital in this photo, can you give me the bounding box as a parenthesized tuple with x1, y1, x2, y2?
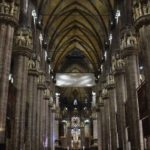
(0, 1, 19, 26)
(106, 74, 115, 89)
(48, 97, 54, 108)
(99, 102, 104, 107)
(37, 71, 46, 89)
(97, 95, 104, 108)
(55, 110, 61, 120)
(13, 27, 33, 57)
(120, 27, 138, 57)
(91, 111, 98, 120)
(101, 87, 109, 100)
(28, 59, 39, 76)
(44, 88, 50, 100)
(51, 104, 56, 113)
(112, 54, 126, 75)
(133, 1, 150, 29)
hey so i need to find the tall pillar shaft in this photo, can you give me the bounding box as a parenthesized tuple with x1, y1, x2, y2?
(132, 1, 150, 148)
(106, 75, 118, 150)
(139, 26, 150, 105)
(0, 2, 19, 145)
(37, 72, 46, 150)
(45, 100, 49, 150)
(102, 87, 110, 150)
(48, 106, 52, 149)
(37, 86, 44, 150)
(113, 55, 127, 150)
(12, 55, 29, 150)
(26, 60, 38, 150)
(11, 27, 33, 150)
(121, 28, 142, 149)
(100, 106, 105, 150)
(134, 2, 150, 130)
(43, 88, 51, 150)
(32, 75, 38, 150)
(97, 109, 102, 150)
(0, 25, 14, 143)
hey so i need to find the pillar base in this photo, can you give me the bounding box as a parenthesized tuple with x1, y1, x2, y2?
(0, 144, 6, 150)
(117, 148, 123, 150)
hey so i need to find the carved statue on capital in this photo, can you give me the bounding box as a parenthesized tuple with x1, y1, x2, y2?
(0, 1, 10, 14)
(133, 0, 150, 21)
(106, 74, 115, 86)
(15, 28, 33, 49)
(120, 31, 137, 50)
(48, 96, 54, 107)
(91, 111, 97, 120)
(99, 96, 103, 104)
(44, 88, 50, 100)
(112, 56, 117, 71)
(51, 103, 56, 112)
(127, 32, 137, 47)
(38, 72, 46, 85)
(36, 56, 41, 71)
(28, 59, 36, 70)
(10, 2, 19, 18)
(112, 54, 125, 72)
(0, 1, 19, 19)
(120, 34, 127, 50)
(101, 86, 109, 99)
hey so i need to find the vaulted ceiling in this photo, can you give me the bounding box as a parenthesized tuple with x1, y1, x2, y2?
(37, 0, 114, 73)
(35, 0, 115, 104)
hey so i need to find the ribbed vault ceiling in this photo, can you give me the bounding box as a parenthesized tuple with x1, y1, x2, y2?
(38, 0, 114, 73)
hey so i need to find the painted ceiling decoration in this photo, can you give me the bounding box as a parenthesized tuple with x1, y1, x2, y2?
(37, 0, 114, 73)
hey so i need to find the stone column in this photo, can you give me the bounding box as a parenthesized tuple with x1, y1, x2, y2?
(112, 53, 127, 150)
(97, 108, 102, 150)
(84, 122, 90, 138)
(101, 86, 111, 150)
(133, 1, 150, 131)
(97, 97, 104, 150)
(0, 2, 19, 147)
(67, 127, 71, 149)
(106, 74, 118, 150)
(121, 28, 142, 149)
(25, 59, 39, 150)
(51, 110, 59, 150)
(43, 88, 51, 150)
(10, 27, 33, 150)
(37, 71, 46, 150)
(81, 126, 85, 148)
(92, 112, 98, 145)
(100, 102, 106, 150)
(48, 105, 52, 150)
(54, 117, 59, 148)
(49, 99, 56, 150)
(48, 97, 54, 150)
